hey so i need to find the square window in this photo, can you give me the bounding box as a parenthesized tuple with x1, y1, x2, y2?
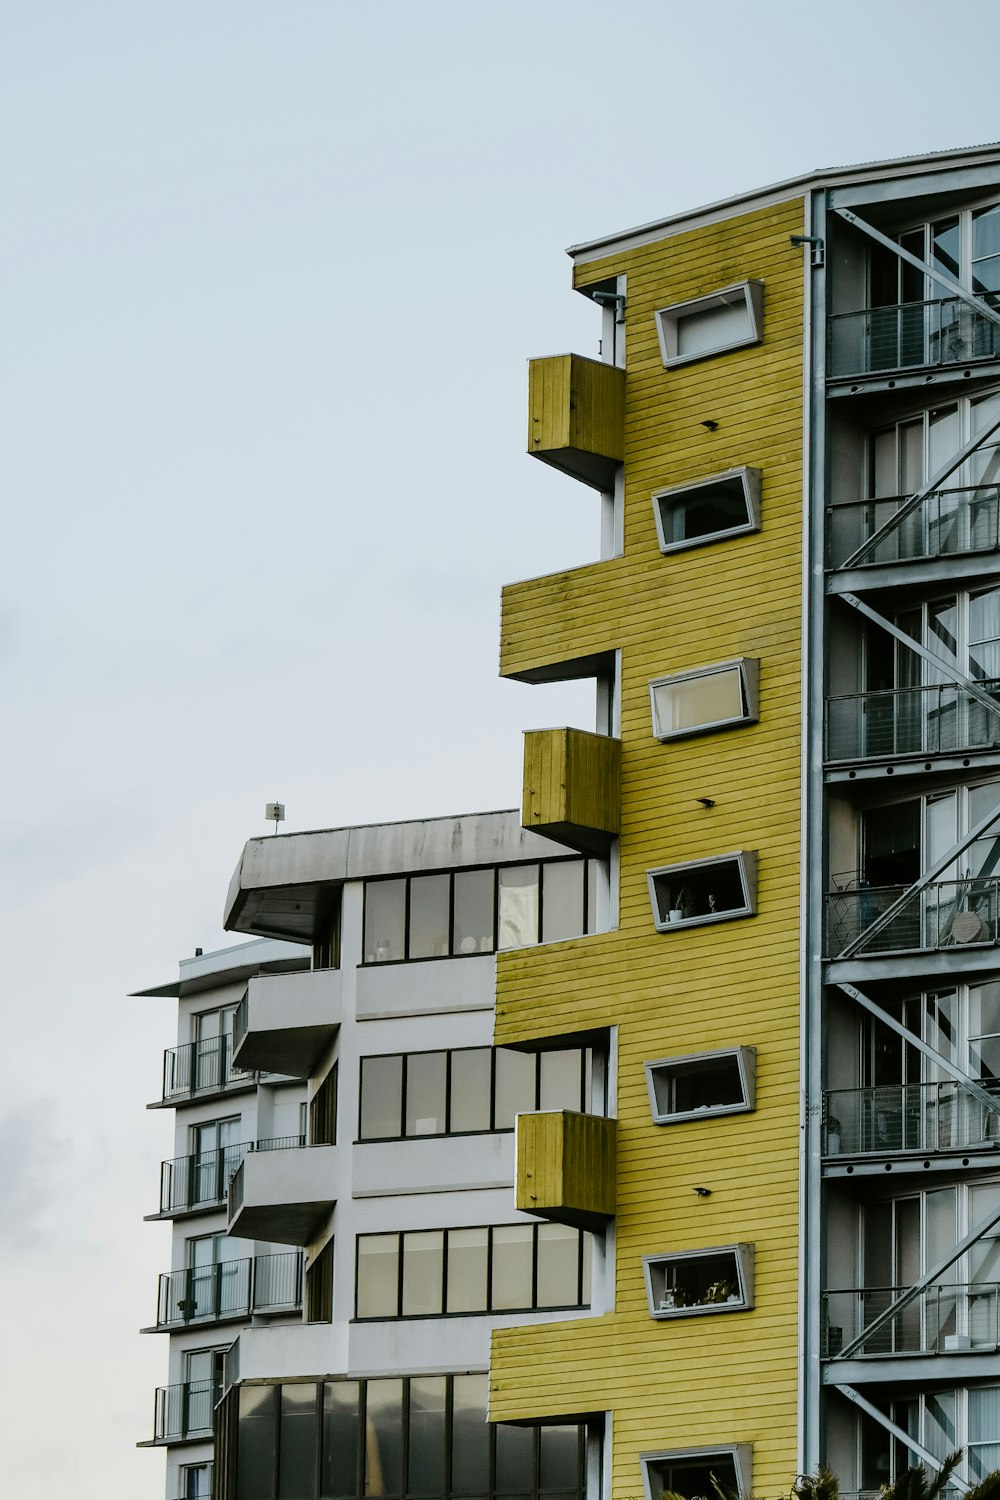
(649, 659, 759, 741)
(647, 852, 757, 932)
(642, 1244, 754, 1320)
(644, 1047, 756, 1125)
(641, 1446, 752, 1500)
(652, 468, 761, 554)
(655, 280, 763, 368)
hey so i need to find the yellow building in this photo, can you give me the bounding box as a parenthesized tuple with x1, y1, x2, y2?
(491, 145, 1000, 1500)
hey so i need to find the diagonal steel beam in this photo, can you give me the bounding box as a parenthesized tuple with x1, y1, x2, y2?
(833, 784, 1000, 958)
(831, 1199, 1000, 1361)
(832, 1386, 970, 1491)
(838, 409, 1000, 569)
(834, 983, 1000, 1118)
(840, 592, 1000, 721)
(836, 208, 1000, 330)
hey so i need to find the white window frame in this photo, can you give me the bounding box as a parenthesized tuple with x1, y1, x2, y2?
(640, 1445, 753, 1500)
(654, 280, 764, 368)
(652, 466, 762, 555)
(642, 1243, 755, 1320)
(646, 851, 758, 932)
(644, 1046, 757, 1126)
(648, 657, 760, 742)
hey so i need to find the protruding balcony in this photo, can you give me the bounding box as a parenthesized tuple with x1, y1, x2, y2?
(828, 296, 1000, 382)
(826, 683, 1000, 765)
(521, 727, 620, 856)
(515, 1109, 616, 1230)
(227, 1145, 337, 1246)
(232, 969, 342, 1077)
(160, 1034, 254, 1104)
(824, 876, 1000, 958)
(151, 1378, 219, 1443)
(827, 485, 1000, 573)
(152, 1251, 303, 1329)
(824, 1084, 1000, 1160)
(527, 353, 625, 489)
(823, 1281, 1000, 1358)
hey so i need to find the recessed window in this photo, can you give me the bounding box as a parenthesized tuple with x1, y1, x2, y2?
(642, 1244, 754, 1320)
(647, 852, 757, 932)
(641, 1446, 752, 1500)
(649, 658, 759, 741)
(644, 1047, 756, 1125)
(655, 280, 763, 368)
(652, 467, 761, 554)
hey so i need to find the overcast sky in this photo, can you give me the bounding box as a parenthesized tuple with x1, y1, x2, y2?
(2, 2, 999, 1494)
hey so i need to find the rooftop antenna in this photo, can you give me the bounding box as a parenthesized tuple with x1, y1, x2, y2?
(265, 802, 285, 835)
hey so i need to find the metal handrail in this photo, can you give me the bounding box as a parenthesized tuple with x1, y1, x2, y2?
(152, 1378, 219, 1441)
(827, 483, 1000, 568)
(828, 294, 1000, 378)
(161, 1034, 255, 1101)
(823, 1280, 1000, 1356)
(154, 1251, 303, 1327)
(825, 681, 1000, 762)
(158, 1141, 252, 1214)
(824, 1083, 1000, 1156)
(824, 876, 1000, 956)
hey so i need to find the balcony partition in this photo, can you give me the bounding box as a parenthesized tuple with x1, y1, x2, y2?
(823, 1281, 1000, 1357)
(153, 1378, 219, 1442)
(154, 1251, 303, 1327)
(826, 682, 1000, 762)
(824, 1084, 1000, 1156)
(829, 296, 1000, 379)
(824, 877, 1000, 956)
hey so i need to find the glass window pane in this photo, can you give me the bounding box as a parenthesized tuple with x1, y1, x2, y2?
(539, 1050, 583, 1112)
(322, 1381, 360, 1500)
(238, 1384, 278, 1500)
(364, 881, 406, 964)
(405, 1053, 448, 1137)
(449, 1049, 492, 1134)
(974, 205, 1000, 261)
(279, 1384, 319, 1500)
(970, 983, 1000, 1039)
(493, 1049, 537, 1129)
(535, 1223, 581, 1308)
(446, 1227, 489, 1313)
(409, 875, 451, 960)
(539, 1427, 581, 1491)
(360, 1056, 403, 1141)
(451, 1374, 490, 1494)
(541, 862, 585, 944)
(658, 477, 751, 547)
(586, 860, 600, 935)
(453, 868, 495, 955)
(652, 668, 745, 739)
(581, 1232, 591, 1304)
(491, 1225, 535, 1310)
(924, 1391, 957, 1461)
(364, 1379, 404, 1497)
(676, 297, 752, 357)
(495, 1422, 537, 1492)
(401, 1231, 444, 1316)
(356, 1235, 399, 1319)
(408, 1377, 447, 1496)
(498, 866, 540, 950)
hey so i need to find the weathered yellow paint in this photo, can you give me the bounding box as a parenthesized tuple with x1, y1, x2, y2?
(490, 197, 806, 1500)
(522, 727, 621, 854)
(516, 1110, 617, 1228)
(527, 353, 626, 490)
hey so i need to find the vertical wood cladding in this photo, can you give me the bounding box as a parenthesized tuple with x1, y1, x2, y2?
(491, 198, 806, 1500)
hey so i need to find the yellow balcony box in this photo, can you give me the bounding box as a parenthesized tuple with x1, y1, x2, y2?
(527, 354, 625, 489)
(515, 1109, 616, 1230)
(522, 727, 620, 855)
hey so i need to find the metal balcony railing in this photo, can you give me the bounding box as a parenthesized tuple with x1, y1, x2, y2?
(824, 876, 1000, 956)
(154, 1251, 303, 1327)
(827, 483, 1000, 568)
(152, 1378, 220, 1442)
(229, 1160, 245, 1217)
(829, 295, 1000, 378)
(233, 988, 249, 1051)
(826, 682, 1000, 762)
(159, 1142, 251, 1215)
(161, 1034, 254, 1102)
(823, 1281, 1000, 1357)
(824, 1083, 1000, 1156)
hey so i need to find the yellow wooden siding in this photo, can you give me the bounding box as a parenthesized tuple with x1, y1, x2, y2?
(522, 727, 621, 853)
(490, 198, 805, 1500)
(516, 1110, 617, 1226)
(527, 354, 626, 489)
